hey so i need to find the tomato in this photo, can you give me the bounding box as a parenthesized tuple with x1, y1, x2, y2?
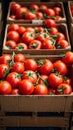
(48, 73, 63, 89)
(0, 54, 11, 65)
(57, 83, 72, 95)
(38, 75, 48, 85)
(10, 2, 21, 15)
(53, 60, 68, 75)
(6, 40, 17, 49)
(37, 33, 50, 42)
(56, 32, 65, 42)
(16, 43, 28, 50)
(48, 88, 56, 95)
(70, 5, 73, 11)
(24, 59, 37, 71)
(63, 76, 72, 85)
(50, 27, 58, 35)
(22, 70, 37, 84)
(17, 26, 26, 35)
(43, 39, 56, 49)
(25, 12, 36, 20)
(16, 7, 28, 19)
(29, 4, 39, 11)
(6, 72, 21, 88)
(14, 54, 25, 63)
(45, 8, 55, 17)
(62, 51, 73, 65)
(35, 27, 44, 33)
(56, 40, 70, 49)
(22, 31, 35, 45)
(25, 27, 35, 33)
(11, 89, 20, 95)
(34, 84, 48, 95)
(8, 24, 19, 32)
(53, 6, 61, 15)
(29, 40, 42, 49)
(19, 79, 34, 95)
(7, 31, 20, 43)
(40, 5, 48, 12)
(55, 16, 62, 21)
(11, 62, 25, 74)
(0, 81, 12, 95)
(37, 59, 53, 75)
(36, 12, 44, 19)
(9, 15, 16, 20)
(0, 64, 9, 79)
(44, 19, 56, 27)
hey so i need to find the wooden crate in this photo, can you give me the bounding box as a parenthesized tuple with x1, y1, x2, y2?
(2, 23, 71, 55)
(68, 1, 73, 24)
(7, 2, 66, 23)
(69, 24, 73, 48)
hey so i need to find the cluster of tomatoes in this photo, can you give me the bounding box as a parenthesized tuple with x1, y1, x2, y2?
(0, 51, 73, 95)
(9, 2, 63, 21)
(5, 20, 70, 50)
(70, 5, 73, 16)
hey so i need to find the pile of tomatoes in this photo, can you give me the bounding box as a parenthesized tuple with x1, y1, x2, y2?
(9, 2, 63, 21)
(0, 51, 73, 95)
(5, 20, 70, 50)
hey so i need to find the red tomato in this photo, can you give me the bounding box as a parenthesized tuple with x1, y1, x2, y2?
(56, 32, 65, 42)
(29, 40, 42, 49)
(17, 26, 26, 35)
(44, 19, 56, 27)
(7, 31, 20, 43)
(48, 73, 63, 89)
(22, 70, 37, 84)
(6, 72, 21, 88)
(22, 31, 35, 45)
(25, 12, 36, 20)
(56, 40, 70, 49)
(8, 24, 19, 32)
(0, 81, 12, 95)
(37, 59, 53, 75)
(9, 15, 16, 20)
(53, 6, 61, 15)
(6, 40, 17, 49)
(14, 54, 25, 63)
(70, 5, 73, 11)
(11, 62, 25, 74)
(24, 59, 37, 71)
(34, 84, 48, 95)
(36, 12, 44, 19)
(45, 8, 55, 17)
(35, 27, 44, 33)
(25, 27, 35, 33)
(11, 89, 20, 95)
(53, 60, 68, 75)
(62, 51, 73, 65)
(57, 83, 72, 94)
(0, 54, 11, 65)
(63, 77, 72, 85)
(0, 64, 9, 79)
(16, 7, 28, 19)
(10, 2, 21, 15)
(37, 33, 50, 42)
(38, 75, 48, 85)
(43, 39, 56, 49)
(55, 16, 62, 21)
(50, 27, 58, 35)
(19, 79, 34, 95)
(16, 43, 28, 50)
(48, 88, 56, 95)
(29, 4, 39, 11)
(40, 5, 48, 11)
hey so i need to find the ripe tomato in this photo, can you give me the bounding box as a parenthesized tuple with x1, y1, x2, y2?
(0, 54, 11, 65)
(37, 33, 50, 42)
(16, 7, 28, 19)
(0, 81, 12, 95)
(48, 88, 56, 95)
(29, 4, 39, 11)
(10, 2, 21, 15)
(22, 70, 37, 84)
(48, 73, 63, 88)
(29, 40, 42, 49)
(9, 15, 16, 20)
(53, 6, 61, 15)
(16, 43, 28, 50)
(24, 59, 37, 71)
(55, 16, 62, 21)
(45, 8, 55, 17)
(37, 59, 53, 75)
(8, 24, 19, 32)
(40, 5, 48, 11)
(17, 26, 26, 35)
(56, 32, 65, 42)
(25, 12, 36, 20)
(14, 54, 25, 63)
(11, 89, 20, 95)
(35, 27, 44, 33)
(36, 12, 44, 19)
(43, 39, 56, 49)
(6, 72, 21, 88)
(6, 40, 17, 49)
(57, 83, 72, 94)
(63, 77, 72, 85)
(22, 31, 35, 45)
(0, 64, 9, 79)
(34, 84, 48, 95)
(25, 27, 35, 33)
(57, 40, 70, 49)
(38, 75, 48, 85)
(62, 51, 73, 65)
(7, 31, 20, 43)
(19, 79, 34, 95)
(11, 62, 25, 74)
(53, 60, 68, 75)
(50, 27, 58, 35)
(44, 19, 56, 27)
